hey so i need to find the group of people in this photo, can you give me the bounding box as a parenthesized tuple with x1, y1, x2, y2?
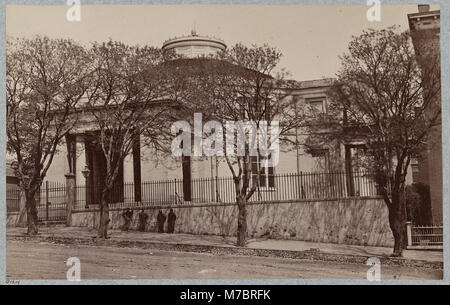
(121, 208, 177, 233)
(157, 209, 177, 233)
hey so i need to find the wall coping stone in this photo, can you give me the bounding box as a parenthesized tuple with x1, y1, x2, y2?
(72, 196, 385, 214)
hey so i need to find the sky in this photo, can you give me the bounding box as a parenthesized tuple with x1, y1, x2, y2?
(5, 4, 440, 81)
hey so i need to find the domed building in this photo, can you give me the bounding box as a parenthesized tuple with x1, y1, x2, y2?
(41, 30, 340, 208)
(162, 30, 226, 58)
(40, 30, 396, 240)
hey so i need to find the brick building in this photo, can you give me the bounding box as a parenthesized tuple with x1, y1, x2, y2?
(408, 5, 442, 224)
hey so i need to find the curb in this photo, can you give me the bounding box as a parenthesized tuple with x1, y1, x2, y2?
(7, 233, 443, 270)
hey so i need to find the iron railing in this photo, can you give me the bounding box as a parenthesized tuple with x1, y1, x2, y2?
(6, 182, 67, 223)
(73, 170, 382, 210)
(36, 181, 67, 223)
(6, 189, 20, 213)
(411, 225, 443, 247)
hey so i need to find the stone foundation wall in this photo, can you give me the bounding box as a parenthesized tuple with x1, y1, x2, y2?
(71, 197, 394, 247)
(6, 212, 20, 227)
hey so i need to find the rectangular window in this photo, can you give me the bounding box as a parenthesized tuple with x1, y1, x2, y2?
(310, 149, 329, 172)
(250, 154, 275, 188)
(411, 158, 420, 184)
(351, 145, 368, 172)
(308, 98, 326, 114)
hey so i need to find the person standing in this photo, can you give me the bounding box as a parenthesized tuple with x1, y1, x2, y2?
(138, 209, 148, 232)
(156, 210, 166, 233)
(167, 209, 177, 234)
(121, 208, 133, 231)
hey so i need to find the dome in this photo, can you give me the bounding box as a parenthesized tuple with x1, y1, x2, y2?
(162, 30, 227, 58)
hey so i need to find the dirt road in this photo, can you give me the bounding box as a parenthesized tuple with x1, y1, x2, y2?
(6, 240, 442, 280)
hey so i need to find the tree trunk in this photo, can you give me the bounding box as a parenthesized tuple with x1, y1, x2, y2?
(388, 209, 404, 256)
(388, 190, 407, 257)
(98, 190, 110, 239)
(236, 196, 247, 247)
(26, 195, 38, 236)
(15, 191, 28, 227)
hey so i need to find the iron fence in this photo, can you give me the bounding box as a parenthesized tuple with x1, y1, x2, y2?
(73, 170, 382, 210)
(36, 181, 67, 223)
(6, 182, 67, 222)
(411, 225, 443, 247)
(6, 189, 20, 213)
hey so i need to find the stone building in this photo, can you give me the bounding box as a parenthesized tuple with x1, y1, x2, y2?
(40, 30, 412, 206)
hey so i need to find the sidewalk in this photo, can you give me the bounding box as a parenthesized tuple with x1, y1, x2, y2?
(6, 226, 443, 267)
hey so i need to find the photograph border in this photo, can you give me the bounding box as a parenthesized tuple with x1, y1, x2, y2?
(0, 0, 448, 285)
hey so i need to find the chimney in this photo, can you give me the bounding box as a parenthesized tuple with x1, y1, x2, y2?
(418, 4, 430, 13)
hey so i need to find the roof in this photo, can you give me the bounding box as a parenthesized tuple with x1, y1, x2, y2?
(158, 57, 273, 80)
(408, 9, 440, 33)
(408, 9, 440, 19)
(162, 31, 227, 51)
(288, 78, 334, 89)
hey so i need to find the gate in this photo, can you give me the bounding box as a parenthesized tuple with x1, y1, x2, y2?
(37, 181, 67, 223)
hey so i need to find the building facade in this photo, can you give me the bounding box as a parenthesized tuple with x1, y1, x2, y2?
(37, 30, 413, 206)
(408, 5, 442, 224)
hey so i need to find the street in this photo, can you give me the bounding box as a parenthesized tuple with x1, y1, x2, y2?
(6, 240, 442, 280)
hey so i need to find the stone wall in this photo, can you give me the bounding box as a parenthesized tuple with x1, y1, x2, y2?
(71, 197, 394, 247)
(6, 212, 20, 227)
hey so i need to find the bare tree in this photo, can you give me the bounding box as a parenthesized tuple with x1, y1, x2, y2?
(171, 45, 305, 246)
(85, 41, 172, 238)
(311, 27, 441, 256)
(6, 36, 91, 234)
